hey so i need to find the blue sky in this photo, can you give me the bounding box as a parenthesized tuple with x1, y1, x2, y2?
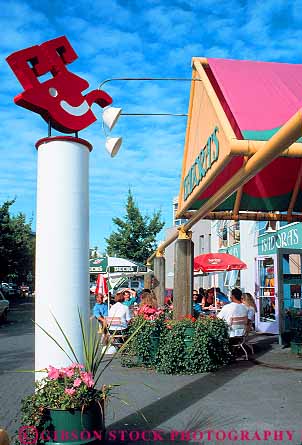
(2, 0, 302, 252)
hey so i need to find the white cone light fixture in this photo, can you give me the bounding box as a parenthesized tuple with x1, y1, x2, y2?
(103, 106, 122, 131)
(105, 137, 122, 157)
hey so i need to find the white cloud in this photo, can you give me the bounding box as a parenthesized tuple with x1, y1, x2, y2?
(2, 0, 302, 252)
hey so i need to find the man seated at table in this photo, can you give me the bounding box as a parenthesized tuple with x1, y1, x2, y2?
(217, 288, 248, 337)
(92, 293, 108, 326)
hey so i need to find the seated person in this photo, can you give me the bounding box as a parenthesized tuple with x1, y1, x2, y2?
(215, 287, 230, 304)
(136, 291, 159, 317)
(242, 292, 257, 330)
(140, 291, 158, 309)
(202, 289, 215, 311)
(92, 293, 108, 326)
(193, 291, 202, 317)
(217, 288, 248, 337)
(122, 289, 137, 307)
(107, 291, 131, 330)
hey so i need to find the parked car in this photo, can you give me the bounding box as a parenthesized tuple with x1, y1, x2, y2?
(9, 283, 20, 296)
(0, 283, 14, 298)
(0, 290, 9, 322)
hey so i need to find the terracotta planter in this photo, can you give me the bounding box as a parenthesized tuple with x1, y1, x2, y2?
(42, 402, 105, 445)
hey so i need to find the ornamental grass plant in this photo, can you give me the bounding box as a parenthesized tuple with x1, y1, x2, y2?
(15, 311, 145, 445)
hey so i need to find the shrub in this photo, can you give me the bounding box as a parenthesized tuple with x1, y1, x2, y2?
(121, 313, 166, 368)
(122, 314, 231, 375)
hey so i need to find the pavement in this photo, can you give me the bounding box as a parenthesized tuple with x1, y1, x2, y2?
(1, 302, 302, 445)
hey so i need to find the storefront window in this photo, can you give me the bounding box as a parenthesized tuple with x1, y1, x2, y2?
(258, 258, 276, 322)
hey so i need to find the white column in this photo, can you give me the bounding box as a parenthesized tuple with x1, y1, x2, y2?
(35, 137, 91, 376)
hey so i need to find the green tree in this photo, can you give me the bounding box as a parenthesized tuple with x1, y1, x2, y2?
(0, 200, 35, 283)
(0, 200, 14, 281)
(105, 190, 164, 263)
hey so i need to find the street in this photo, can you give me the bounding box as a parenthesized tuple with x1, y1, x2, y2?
(0, 301, 35, 437)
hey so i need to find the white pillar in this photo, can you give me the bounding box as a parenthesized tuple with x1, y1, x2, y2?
(35, 136, 91, 376)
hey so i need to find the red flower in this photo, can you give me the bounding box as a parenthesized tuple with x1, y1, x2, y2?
(180, 315, 196, 322)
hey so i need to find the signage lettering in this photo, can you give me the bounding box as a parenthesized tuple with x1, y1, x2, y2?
(108, 265, 147, 273)
(183, 126, 219, 201)
(260, 227, 300, 255)
(109, 266, 136, 273)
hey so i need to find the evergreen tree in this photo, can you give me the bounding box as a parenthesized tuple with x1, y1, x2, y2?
(0, 199, 34, 283)
(105, 190, 164, 263)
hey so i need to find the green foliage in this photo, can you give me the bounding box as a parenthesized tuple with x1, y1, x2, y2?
(122, 315, 231, 375)
(121, 314, 166, 368)
(0, 199, 34, 283)
(16, 312, 145, 445)
(16, 364, 108, 445)
(105, 190, 164, 263)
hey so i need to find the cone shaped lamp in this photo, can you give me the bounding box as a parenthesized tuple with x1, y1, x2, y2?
(105, 137, 122, 157)
(103, 107, 122, 131)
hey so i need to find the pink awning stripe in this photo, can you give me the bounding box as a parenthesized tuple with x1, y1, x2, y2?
(207, 58, 302, 134)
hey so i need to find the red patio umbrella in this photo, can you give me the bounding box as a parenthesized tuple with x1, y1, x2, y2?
(95, 273, 108, 296)
(194, 252, 247, 273)
(194, 253, 247, 311)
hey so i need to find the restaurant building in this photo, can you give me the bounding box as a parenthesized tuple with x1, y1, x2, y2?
(161, 56, 302, 338)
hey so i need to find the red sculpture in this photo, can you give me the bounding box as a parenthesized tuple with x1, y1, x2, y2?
(6, 36, 112, 134)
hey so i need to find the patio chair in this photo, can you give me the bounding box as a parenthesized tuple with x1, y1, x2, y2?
(104, 316, 128, 349)
(229, 316, 250, 360)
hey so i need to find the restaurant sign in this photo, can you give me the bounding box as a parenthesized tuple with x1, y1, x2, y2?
(183, 127, 219, 201)
(258, 223, 302, 255)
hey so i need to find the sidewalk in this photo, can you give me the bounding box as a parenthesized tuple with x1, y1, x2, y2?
(101, 334, 302, 445)
(2, 306, 302, 445)
(248, 333, 302, 370)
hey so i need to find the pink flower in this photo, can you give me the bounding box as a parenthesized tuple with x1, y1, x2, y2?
(47, 365, 60, 380)
(80, 371, 94, 388)
(62, 367, 74, 378)
(73, 378, 82, 388)
(64, 388, 76, 396)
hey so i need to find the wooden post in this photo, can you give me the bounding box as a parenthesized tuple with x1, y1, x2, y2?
(144, 270, 153, 290)
(153, 254, 166, 307)
(173, 228, 194, 319)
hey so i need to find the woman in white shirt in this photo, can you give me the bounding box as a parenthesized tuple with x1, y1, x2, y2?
(108, 291, 131, 330)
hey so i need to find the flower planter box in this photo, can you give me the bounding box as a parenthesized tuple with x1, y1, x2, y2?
(43, 403, 104, 445)
(183, 327, 195, 351)
(291, 341, 302, 355)
(149, 333, 160, 359)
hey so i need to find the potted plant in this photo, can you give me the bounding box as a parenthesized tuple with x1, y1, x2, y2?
(16, 312, 145, 445)
(18, 363, 109, 445)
